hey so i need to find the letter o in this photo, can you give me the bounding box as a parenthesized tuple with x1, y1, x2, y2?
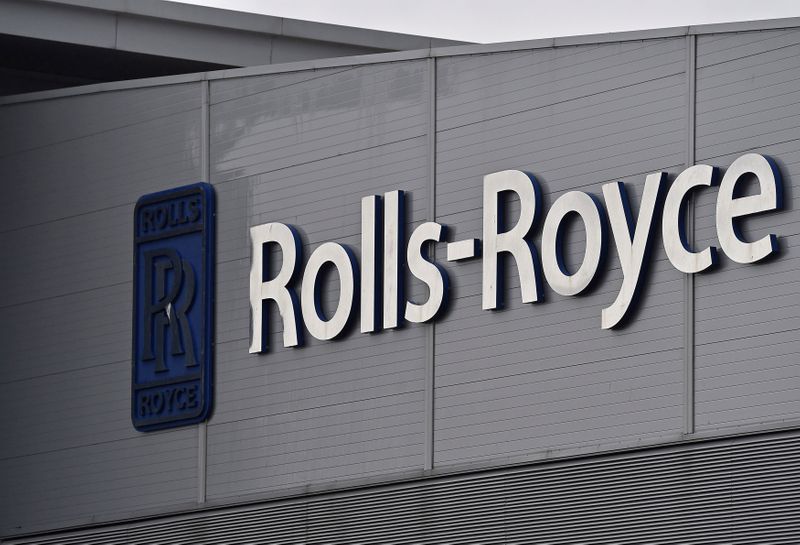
(542, 191, 606, 296)
(155, 206, 168, 229)
(151, 392, 165, 414)
(301, 242, 358, 340)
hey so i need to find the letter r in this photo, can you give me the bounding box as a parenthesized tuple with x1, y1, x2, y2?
(482, 170, 543, 310)
(249, 223, 303, 352)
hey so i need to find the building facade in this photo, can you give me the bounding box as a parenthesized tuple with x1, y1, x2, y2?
(2, 16, 800, 543)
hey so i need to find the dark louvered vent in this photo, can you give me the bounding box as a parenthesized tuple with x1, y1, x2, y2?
(9, 431, 800, 544)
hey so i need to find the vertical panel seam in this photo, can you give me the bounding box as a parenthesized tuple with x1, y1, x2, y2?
(684, 34, 697, 436)
(424, 56, 436, 471)
(198, 78, 210, 503)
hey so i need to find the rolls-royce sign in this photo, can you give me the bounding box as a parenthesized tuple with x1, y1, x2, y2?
(249, 153, 782, 352)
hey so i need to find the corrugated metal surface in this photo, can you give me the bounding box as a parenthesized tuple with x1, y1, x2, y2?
(433, 38, 687, 468)
(7, 431, 800, 544)
(693, 28, 800, 432)
(0, 83, 203, 533)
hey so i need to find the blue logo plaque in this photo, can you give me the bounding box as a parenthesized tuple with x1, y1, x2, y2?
(132, 183, 215, 431)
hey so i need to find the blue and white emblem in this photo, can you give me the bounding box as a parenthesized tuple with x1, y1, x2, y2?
(132, 183, 215, 431)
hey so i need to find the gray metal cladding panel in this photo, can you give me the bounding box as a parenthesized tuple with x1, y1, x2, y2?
(206, 61, 430, 500)
(0, 83, 203, 534)
(0, 84, 202, 232)
(434, 41, 687, 468)
(0, 207, 131, 306)
(209, 67, 347, 104)
(0, 358, 132, 460)
(0, 430, 198, 537)
(694, 30, 800, 432)
(210, 62, 429, 183)
(436, 38, 687, 132)
(0, 283, 129, 384)
(10, 432, 800, 544)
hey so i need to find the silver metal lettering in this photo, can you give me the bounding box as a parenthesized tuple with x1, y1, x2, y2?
(361, 195, 380, 333)
(663, 164, 718, 273)
(601, 173, 665, 329)
(249, 223, 302, 352)
(482, 170, 542, 310)
(301, 242, 358, 341)
(383, 190, 404, 329)
(447, 239, 479, 261)
(405, 222, 448, 323)
(541, 191, 605, 296)
(716, 153, 782, 264)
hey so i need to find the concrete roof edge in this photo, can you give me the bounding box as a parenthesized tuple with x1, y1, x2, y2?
(688, 16, 800, 34)
(6, 15, 800, 106)
(33, 0, 468, 49)
(0, 72, 208, 105)
(278, 18, 465, 49)
(427, 17, 800, 56)
(427, 25, 692, 57)
(205, 49, 432, 80)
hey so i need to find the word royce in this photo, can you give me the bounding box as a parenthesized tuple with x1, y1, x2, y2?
(249, 153, 782, 352)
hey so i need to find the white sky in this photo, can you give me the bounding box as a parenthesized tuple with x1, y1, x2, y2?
(169, 0, 800, 43)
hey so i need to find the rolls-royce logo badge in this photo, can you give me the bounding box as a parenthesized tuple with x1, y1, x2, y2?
(132, 183, 215, 431)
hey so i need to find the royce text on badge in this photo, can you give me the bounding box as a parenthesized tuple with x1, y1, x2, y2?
(132, 183, 215, 431)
